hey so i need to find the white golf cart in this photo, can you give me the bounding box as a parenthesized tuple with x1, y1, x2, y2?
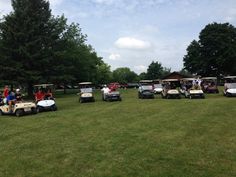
(224, 76, 236, 97)
(138, 80, 155, 99)
(78, 82, 95, 103)
(181, 78, 205, 99)
(34, 84, 57, 112)
(161, 79, 181, 99)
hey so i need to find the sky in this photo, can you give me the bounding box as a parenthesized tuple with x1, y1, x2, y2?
(1, 0, 236, 74)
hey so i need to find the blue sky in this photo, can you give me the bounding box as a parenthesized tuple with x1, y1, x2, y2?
(1, 0, 236, 73)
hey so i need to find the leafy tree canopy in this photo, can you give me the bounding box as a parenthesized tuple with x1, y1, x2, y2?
(184, 22, 236, 76)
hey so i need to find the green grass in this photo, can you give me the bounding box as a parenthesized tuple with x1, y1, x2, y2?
(0, 89, 236, 177)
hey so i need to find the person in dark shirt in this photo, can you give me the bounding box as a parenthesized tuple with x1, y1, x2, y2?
(44, 89, 53, 100)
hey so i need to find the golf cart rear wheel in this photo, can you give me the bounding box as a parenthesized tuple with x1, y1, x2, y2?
(0, 110, 3, 116)
(31, 107, 37, 114)
(15, 109, 24, 117)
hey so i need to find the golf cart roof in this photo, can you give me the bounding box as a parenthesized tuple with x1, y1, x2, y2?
(79, 82, 92, 85)
(224, 76, 236, 79)
(201, 77, 217, 80)
(162, 79, 179, 82)
(181, 78, 195, 81)
(139, 80, 153, 83)
(34, 84, 54, 88)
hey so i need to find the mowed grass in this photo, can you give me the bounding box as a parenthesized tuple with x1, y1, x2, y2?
(0, 89, 236, 177)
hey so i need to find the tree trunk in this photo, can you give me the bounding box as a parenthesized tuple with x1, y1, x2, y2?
(63, 83, 66, 94)
(27, 83, 34, 99)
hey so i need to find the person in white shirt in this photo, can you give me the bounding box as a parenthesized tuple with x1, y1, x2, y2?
(101, 85, 110, 100)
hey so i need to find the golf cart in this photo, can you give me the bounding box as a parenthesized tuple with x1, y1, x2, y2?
(78, 82, 95, 103)
(34, 84, 57, 112)
(224, 76, 236, 97)
(0, 102, 37, 117)
(0, 91, 37, 117)
(161, 79, 181, 99)
(201, 77, 219, 93)
(181, 78, 205, 99)
(102, 83, 122, 102)
(138, 80, 154, 99)
(153, 79, 163, 94)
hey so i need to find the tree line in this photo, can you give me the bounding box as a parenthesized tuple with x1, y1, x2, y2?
(1, 0, 235, 97)
(0, 0, 170, 96)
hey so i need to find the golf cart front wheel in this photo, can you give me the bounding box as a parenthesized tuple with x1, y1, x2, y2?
(51, 105, 57, 111)
(15, 109, 24, 117)
(36, 106, 43, 113)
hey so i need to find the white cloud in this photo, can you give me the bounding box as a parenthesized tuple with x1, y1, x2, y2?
(115, 37, 151, 50)
(134, 65, 148, 73)
(109, 53, 121, 60)
(49, 0, 64, 6)
(0, 0, 12, 17)
(93, 0, 115, 4)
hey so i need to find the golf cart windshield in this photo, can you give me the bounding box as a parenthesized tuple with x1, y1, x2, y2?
(226, 83, 236, 89)
(80, 88, 92, 93)
(141, 85, 153, 90)
(154, 84, 162, 88)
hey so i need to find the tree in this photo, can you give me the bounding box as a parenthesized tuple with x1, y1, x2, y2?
(0, 0, 62, 97)
(112, 67, 138, 83)
(184, 22, 236, 76)
(0, 0, 104, 96)
(146, 61, 170, 79)
(95, 62, 112, 84)
(138, 72, 147, 80)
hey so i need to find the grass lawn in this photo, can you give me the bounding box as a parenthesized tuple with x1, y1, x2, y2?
(0, 89, 236, 177)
